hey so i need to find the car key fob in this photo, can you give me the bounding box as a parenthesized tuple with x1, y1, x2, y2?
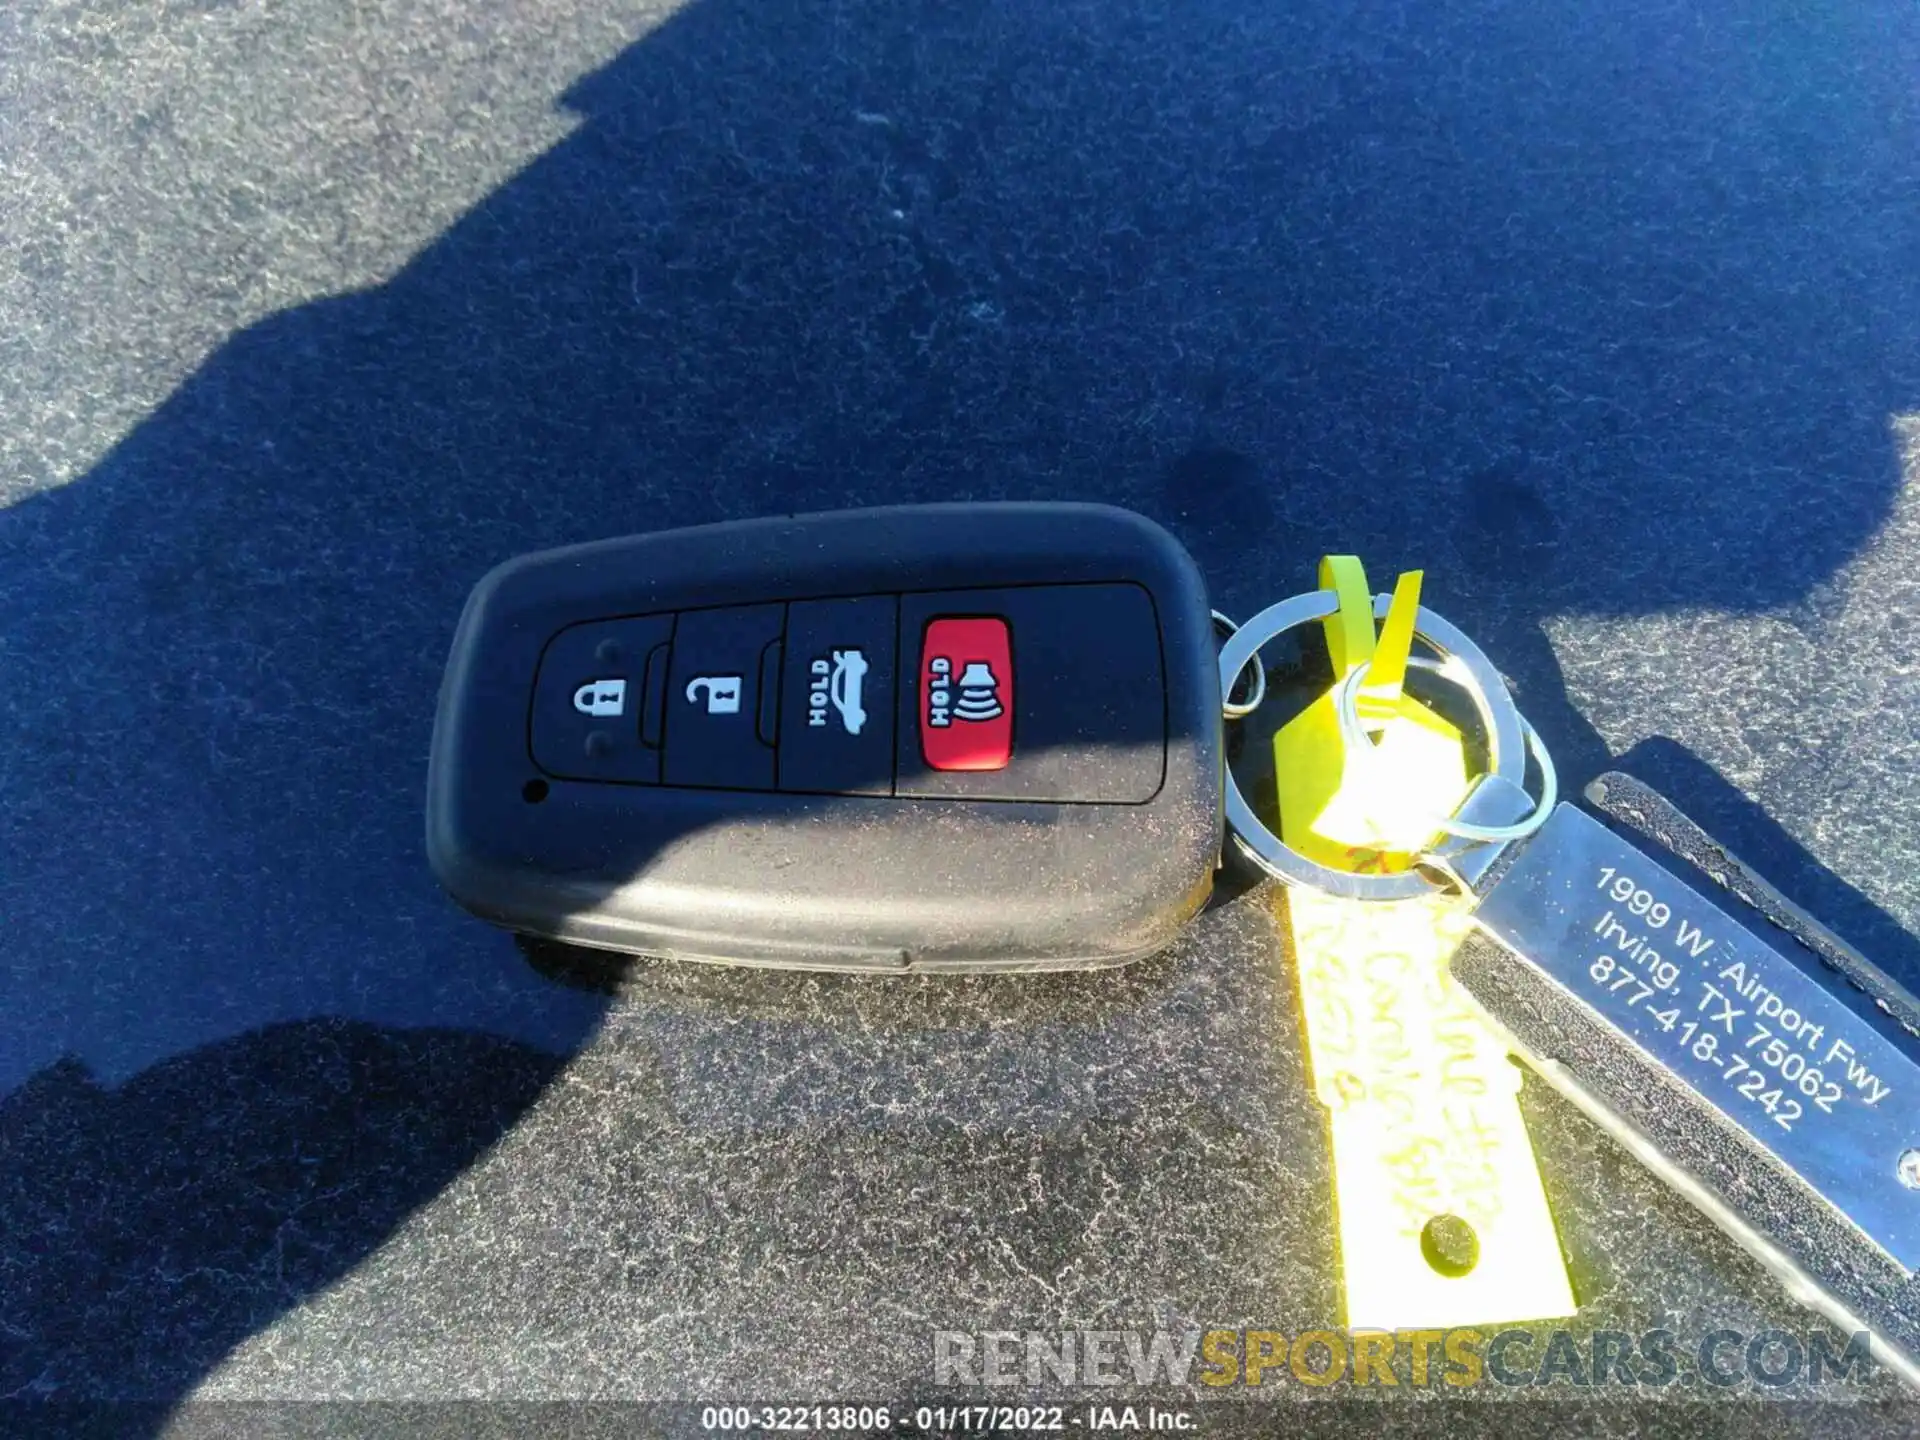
(427, 503, 1223, 972)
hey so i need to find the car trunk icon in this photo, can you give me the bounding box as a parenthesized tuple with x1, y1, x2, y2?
(829, 649, 868, 734)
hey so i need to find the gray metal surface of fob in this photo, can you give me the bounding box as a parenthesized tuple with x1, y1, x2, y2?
(426, 503, 1223, 973)
(1453, 776, 1920, 1389)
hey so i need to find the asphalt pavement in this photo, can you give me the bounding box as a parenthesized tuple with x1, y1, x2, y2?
(3, 0, 1919, 1432)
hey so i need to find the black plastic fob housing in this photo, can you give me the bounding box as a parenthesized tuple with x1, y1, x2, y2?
(426, 504, 1223, 972)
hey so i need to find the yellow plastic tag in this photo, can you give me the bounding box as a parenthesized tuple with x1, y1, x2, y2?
(1273, 559, 1575, 1331)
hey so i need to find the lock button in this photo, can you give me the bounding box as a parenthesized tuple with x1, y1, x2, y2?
(530, 614, 675, 783)
(663, 603, 785, 789)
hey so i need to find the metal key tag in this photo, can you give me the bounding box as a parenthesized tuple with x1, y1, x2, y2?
(1217, 592, 1920, 1391)
(1458, 781, 1920, 1393)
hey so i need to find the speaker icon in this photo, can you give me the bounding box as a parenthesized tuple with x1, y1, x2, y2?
(951, 661, 1003, 722)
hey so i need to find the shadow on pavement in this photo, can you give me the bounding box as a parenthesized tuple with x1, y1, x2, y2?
(1, 0, 1916, 1419)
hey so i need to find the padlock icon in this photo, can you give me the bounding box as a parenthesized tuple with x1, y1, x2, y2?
(685, 675, 744, 715)
(572, 678, 627, 717)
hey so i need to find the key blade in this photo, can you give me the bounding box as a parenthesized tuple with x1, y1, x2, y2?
(1453, 786, 1920, 1387)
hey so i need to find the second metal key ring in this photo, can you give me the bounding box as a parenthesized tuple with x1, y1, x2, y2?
(1215, 590, 1528, 901)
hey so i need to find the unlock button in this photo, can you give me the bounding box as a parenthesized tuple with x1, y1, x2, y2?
(664, 603, 785, 789)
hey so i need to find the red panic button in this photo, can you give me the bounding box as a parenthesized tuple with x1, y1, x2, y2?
(920, 617, 1014, 771)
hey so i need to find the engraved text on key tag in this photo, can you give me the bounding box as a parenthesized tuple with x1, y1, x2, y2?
(1473, 803, 1918, 1267)
(1454, 782, 1920, 1390)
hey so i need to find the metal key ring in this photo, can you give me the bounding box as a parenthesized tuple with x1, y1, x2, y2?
(1212, 610, 1268, 719)
(1215, 590, 1527, 901)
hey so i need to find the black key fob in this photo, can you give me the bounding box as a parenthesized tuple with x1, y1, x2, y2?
(426, 504, 1222, 972)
